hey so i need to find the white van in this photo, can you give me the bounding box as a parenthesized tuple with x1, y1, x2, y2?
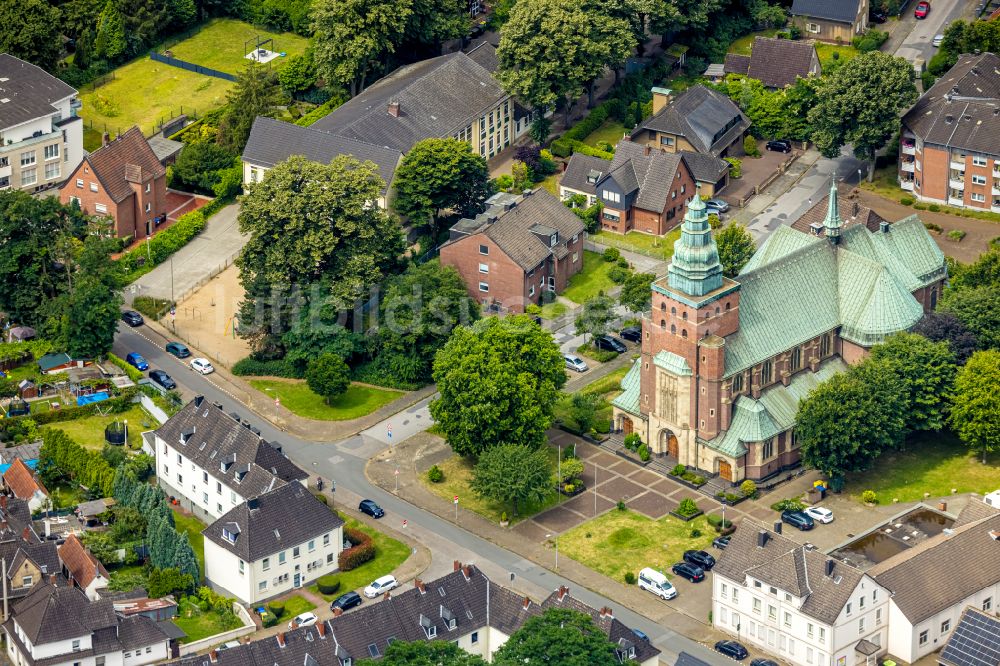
(638, 567, 677, 600)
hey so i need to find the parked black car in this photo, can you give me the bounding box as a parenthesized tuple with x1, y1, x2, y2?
(330, 591, 363, 612)
(671, 562, 705, 582)
(359, 499, 385, 518)
(765, 139, 792, 153)
(121, 310, 144, 327)
(781, 509, 816, 531)
(869, 8, 887, 22)
(619, 326, 642, 343)
(166, 341, 191, 358)
(751, 659, 778, 666)
(683, 549, 717, 571)
(149, 370, 176, 390)
(594, 334, 627, 354)
(715, 640, 749, 660)
(712, 535, 732, 550)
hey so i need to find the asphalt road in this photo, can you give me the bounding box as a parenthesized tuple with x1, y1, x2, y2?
(113, 323, 735, 666)
(893, 0, 971, 65)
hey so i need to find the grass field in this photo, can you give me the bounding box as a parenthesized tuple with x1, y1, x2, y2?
(307, 516, 411, 601)
(250, 379, 402, 421)
(562, 251, 619, 304)
(554, 365, 629, 434)
(79, 18, 308, 146)
(173, 599, 243, 643)
(583, 120, 628, 149)
(268, 594, 316, 621)
(46, 404, 152, 451)
(815, 43, 860, 69)
(538, 301, 569, 320)
(172, 511, 207, 582)
(728, 28, 782, 55)
(559, 509, 714, 584)
(421, 448, 561, 524)
(592, 228, 680, 261)
(845, 430, 1000, 503)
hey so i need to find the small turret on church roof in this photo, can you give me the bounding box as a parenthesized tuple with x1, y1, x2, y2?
(823, 178, 842, 243)
(667, 194, 724, 296)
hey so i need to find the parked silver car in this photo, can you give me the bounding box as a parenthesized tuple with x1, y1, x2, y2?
(564, 354, 589, 373)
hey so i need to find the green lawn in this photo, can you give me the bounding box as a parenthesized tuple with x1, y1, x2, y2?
(815, 43, 860, 69)
(268, 594, 316, 620)
(420, 449, 561, 524)
(172, 599, 243, 643)
(559, 509, 714, 584)
(249, 379, 402, 421)
(49, 483, 88, 510)
(79, 18, 308, 144)
(562, 251, 619, 304)
(172, 511, 207, 582)
(307, 516, 411, 601)
(554, 365, 629, 434)
(583, 119, 628, 149)
(592, 227, 680, 261)
(46, 405, 152, 451)
(538, 172, 560, 196)
(862, 165, 1000, 224)
(537, 301, 569, 320)
(845, 430, 1000, 503)
(728, 28, 782, 55)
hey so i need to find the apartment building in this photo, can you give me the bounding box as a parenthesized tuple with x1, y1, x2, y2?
(899, 52, 1000, 212)
(0, 54, 83, 193)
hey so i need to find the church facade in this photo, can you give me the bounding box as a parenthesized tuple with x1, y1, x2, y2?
(612, 185, 947, 483)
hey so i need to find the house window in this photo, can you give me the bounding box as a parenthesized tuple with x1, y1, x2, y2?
(217, 481, 222, 494)
(859, 596, 865, 609)
(479, 263, 488, 274)
(479, 244, 488, 255)
(807, 623, 814, 638)
(20, 151, 35, 167)
(177, 473, 183, 484)
(753, 598, 761, 614)
(202, 492, 208, 504)
(732, 373, 743, 393)
(145, 182, 151, 193)
(761, 360, 772, 384)
(731, 588, 738, 603)
(876, 608, 883, 625)
(145, 202, 151, 213)
(44, 144, 59, 160)
(44, 163, 60, 180)
(259, 581, 267, 592)
(217, 503, 222, 513)
(263, 558, 270, 571)
(919, 630, 928, 646)
(820, 334, 831, 357)
(941, 619, 950, 633)
(721, 583, 728, 598)
(819, 627, 825, 643)
(846, 602, 852, 615)
(203, 472, 208, 483)
(763, 438, 774, 460)
(973, 155, 988, 166)
(308, 539, 315, 552)
(327, 552, 334, 563)
(293, 546, 300, 559)
(983, 597, 993, 611)
(858, 617, 865, 634)
(239, 560, 245, 574)
(21, 169, 36, 186)
(95, 203, 107, 214)
(972, 175, 987, 185)
(768, 605, 776, 621)
(471, 631, 479, 644)
(72, 640, 80, 651)
(529, 285, 535, 297)
(76, 179, 83, 188)
(807, 22, 820, 33)
(279, 551, 286, 564)
(602, 190, 621, 204)
(90, 182, 98, 192)
(21, 576, 32, 587)
(784, 611, 791, 627)
(972, 192, 986, 202)
(478, 282, 489, 292)
(660, 136, 674, 146)
(323, 533, 330, 546)
(791, 347, 801, 371)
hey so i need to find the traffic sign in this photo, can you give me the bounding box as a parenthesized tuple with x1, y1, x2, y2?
(402, 519, 407, 528)
(453, 496, 459, 504)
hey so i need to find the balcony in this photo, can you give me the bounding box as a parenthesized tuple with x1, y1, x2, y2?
(900, 161, 915, 173)
(0, 164, 9, 179)
(949, 178, 965, 189)
(994, 182, 1000, 196)
(901, 143, 916, 156)
(900, 180, 915, 191)
(949, 197, 965, 207)
(950, 160, 966, 171)
(994, 165, 1000, 177)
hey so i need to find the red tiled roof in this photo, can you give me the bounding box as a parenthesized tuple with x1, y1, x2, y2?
(3, 458, 46, 501)
(85, 127, 166, 204)
(58, 534, 108, 590)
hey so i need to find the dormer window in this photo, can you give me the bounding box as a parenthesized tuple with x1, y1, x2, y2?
(222, 527, 238, 544)
(419, 614, 437, 639)
(549, 233, 557, 247)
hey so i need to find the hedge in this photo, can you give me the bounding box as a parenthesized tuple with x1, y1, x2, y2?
(316, 575, 340, 595)
(107, 353, 145, 383)
(550, 138, 614, 161)
(563, 102, 611, 143)
(0, 340, 53, 364)
(132, 296, 174, 321)
(40, 429, 116, 497)
(7, 389, 138, 428)
(338, 527, 376, 571)
(231, 356, 301, 378)
(118, 210, 207, 283)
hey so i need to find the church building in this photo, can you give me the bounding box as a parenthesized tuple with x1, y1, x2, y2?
(612, 185, 946, 483)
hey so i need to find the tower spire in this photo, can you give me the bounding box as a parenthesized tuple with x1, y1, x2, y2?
(824, 178, 842, 244)
(667, 193, 724, 296)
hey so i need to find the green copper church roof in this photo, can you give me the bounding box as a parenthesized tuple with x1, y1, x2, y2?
(667, 194, 725, 297)
(653, 351, 692, 376)
(611, 358, 642, 416)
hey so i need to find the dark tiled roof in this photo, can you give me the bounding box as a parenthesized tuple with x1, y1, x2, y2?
(868, 504, 1000, 624)
(901, 53, 1000, 156)
(732, 37, 820, 89)
(147, 135, 184, 163)
(679, 150, 730, 184)
(791, 183, 886, 235)
(11, 582, 116, 644)
(677, 652, 713, 666)
(0, 496, 37, 543)
(4, 458, 46, 501)
(168, 622, 335, 666)
(0, 442, 42, 464)
(635, 85, 750, 155)
(203, 482, 343, 562)
(939, 606, 1000, 666)
(242, 117, 402, 194)
(85, 127, 166, 204)
(154, 398, 307, 499)
(790, 0, 863, 23)
(312, 53, 506, 153)
(607, 140, 689, 213)
(118, 614, 170, 650)
(58, 534, 108, 590)
(714, 520, 866, 625)
(0, 541, 60, 597)
(560, 153, 610, 196)
(540, 589, 660, 664)
(724, 54, 751, 77)
(0, 54, 78, 130)
(466, 41, 499, 73)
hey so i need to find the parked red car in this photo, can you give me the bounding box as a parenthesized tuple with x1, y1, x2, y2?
(914, 1, 930, 19)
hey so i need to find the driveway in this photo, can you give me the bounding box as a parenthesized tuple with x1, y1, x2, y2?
(720, 144, 795, 206)
(128, 203, 246, 302)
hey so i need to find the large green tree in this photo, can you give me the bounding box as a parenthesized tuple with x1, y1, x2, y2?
(306, 353, 351, 404)
(716, 222, 755, 277)
(869, 332, 955, 432)
(218, 64, 284, 153)
(55, 235, 124, 359)
(430, 316, 565, 457)
(0, 0, 62, 71)
(912, 312, 978, 364)
(808, 51, 918, 179)
(941, 285, 1000, 351)
(619, 271, 655, 314)
(95, 0, 126, 61)
(393, 138, 492, 228)
(797, 361, 907, 478)
(470, 444, 552, 516)
(950, 350, 1000, 463)
(404, 0, 466, 54)
(312, 0, 412, 97)
(492, 608, 622, 666)
(171, 142, 237, 193)
(361, 639, 487, 666)
(575, 293, 616, 343)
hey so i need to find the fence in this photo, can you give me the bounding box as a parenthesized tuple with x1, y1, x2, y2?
(150, 51, 237, 82)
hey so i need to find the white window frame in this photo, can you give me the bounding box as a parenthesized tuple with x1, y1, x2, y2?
(478, 263, 489, 274)
(44, 144, 59, 160)
(20, 169, 36, 186)
(95, 203, 108, 214)
(479, 282, 489, 292)
(20, 151, 35, 167)
(807, 22, 820, 33)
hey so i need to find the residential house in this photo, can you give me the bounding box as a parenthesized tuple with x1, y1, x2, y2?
(311, 44, 524, 159)
(163, 563, 661, 666)
(0, 53, 83, 192)
(789, 0, 869, 43)
(439, 190, 585, 314)
(3, 581, 171, 666)
(559, 139, 700, 234)
(202, 482, 344, 604)
(3, 458, 49, 513)
(713, 521, 891, 666)
(241, 116, 403, 210)
(0, 539, 60, 600)
(152, 395, 309, 524)
(0, 495, 41, 544)
(938, 606, 1000, 666)
(58, 534, 110, 600)
(630, 85, 750, 159)
(36, 352, 88, 375)
(0, 442, 41, 468)
(723, 37, 822, 89)
(611, 185, 946, 482)
(898, 52, 1000, 211)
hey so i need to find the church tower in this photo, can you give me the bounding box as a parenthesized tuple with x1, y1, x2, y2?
(823, 179, 842, 244)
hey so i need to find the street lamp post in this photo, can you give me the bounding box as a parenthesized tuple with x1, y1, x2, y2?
(546, 533, 559, 570)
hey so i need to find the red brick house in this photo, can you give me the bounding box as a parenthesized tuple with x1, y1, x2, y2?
(439, 190, 585, 313)
(59, 127, 168, 240)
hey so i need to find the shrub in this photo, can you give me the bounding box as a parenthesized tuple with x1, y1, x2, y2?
(862, 490, 878, 504)
(107, 353, 144, 383)
(677, 498, 700, 517)
(117, 211, 207, 282)
(725, 157, 742, 178)
(603, 247, 621, 262)
(596, 140, 614, 153)
(852, 29, 889, 52)
(608, 266, 630, 284)
(708, 213, 721, 229)
(623, 433, 642, 450)
(131, 296, 173, 320)
(771, 498, 807, 512)
(623, 571, 637, 585)
(900, 196, 915, 206)
(501, 511, 508, 523)
(947, 229, 966, 241)
(670, 464, 686, 476)
(338, 527, 376, 571)
(262, 613, 279, 628)
(231, 356, 301, 378)
(924, 222, 943, 233)
(312, 492, 328, 504)
(638, 444, 650, 461)
(617, 500, 627, 512)
(316, 575, 340, 595)
(690, 527, 702, 538)
(707, 514, 733, 530)
(495, 174, 514, 192)
(564, 103, 611, 142)
(740, 479, 758, 498)
(427, 465, 444, 483)
(267, 601, 285, 618)
(743, 136, 760, 157)
(914, 203, 927, 210)
(725, 493, 740, 503)
(928, 204, 941, 212)
(693, 476, 707, 485)
(616, 257, 629, 268)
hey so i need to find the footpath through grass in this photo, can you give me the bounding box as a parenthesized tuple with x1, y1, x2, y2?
(562, 251, 619, 304)
(559, 509, 714, 584)
(308, 516, 410, 601)
(250, 379, 402, 421)
(844, 430, 1000, 503)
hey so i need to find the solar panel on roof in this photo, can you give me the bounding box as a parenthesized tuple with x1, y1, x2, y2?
(940, 610, 1000, 666)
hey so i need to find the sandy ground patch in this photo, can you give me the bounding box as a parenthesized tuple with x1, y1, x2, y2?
(169, 264, 250, 368)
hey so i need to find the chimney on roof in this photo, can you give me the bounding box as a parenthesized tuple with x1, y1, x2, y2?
(332, 607, 343, 617)
(773, 521, 782, 535)
(522, 188, 533, 197)
(388, 101, 401, 117)
(600, 606, 614, 620)
(209, 650, 218, 663)
(277, 632, 286, 648)
(651, 87, 672, 115)
(462, 565, 472, 581)
(383, 591, 391, 601)
(49, 573, 58, 585)
(557, 586, 568, 602)
(825, 559, 835, 577)
(522, 596, 531, 611)
(415, 579, 426, 594)
(454, 560, 462, 571)
(757, 530, 769, 547)
(317, 622, 327, 638)
(0, 496, 7, 509)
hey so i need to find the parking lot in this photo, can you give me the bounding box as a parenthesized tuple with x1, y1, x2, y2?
(720, 143, 798, 206)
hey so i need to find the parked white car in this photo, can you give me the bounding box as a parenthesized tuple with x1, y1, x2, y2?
(805, 506, 834, 524)
(364, 574, 399, 598)
(638, 567, 677, 600)
(288, 612, 317, 629)
(564, 354, 589, 373)
(190, 358, 215, 374)
(932, 34, 944, 47)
